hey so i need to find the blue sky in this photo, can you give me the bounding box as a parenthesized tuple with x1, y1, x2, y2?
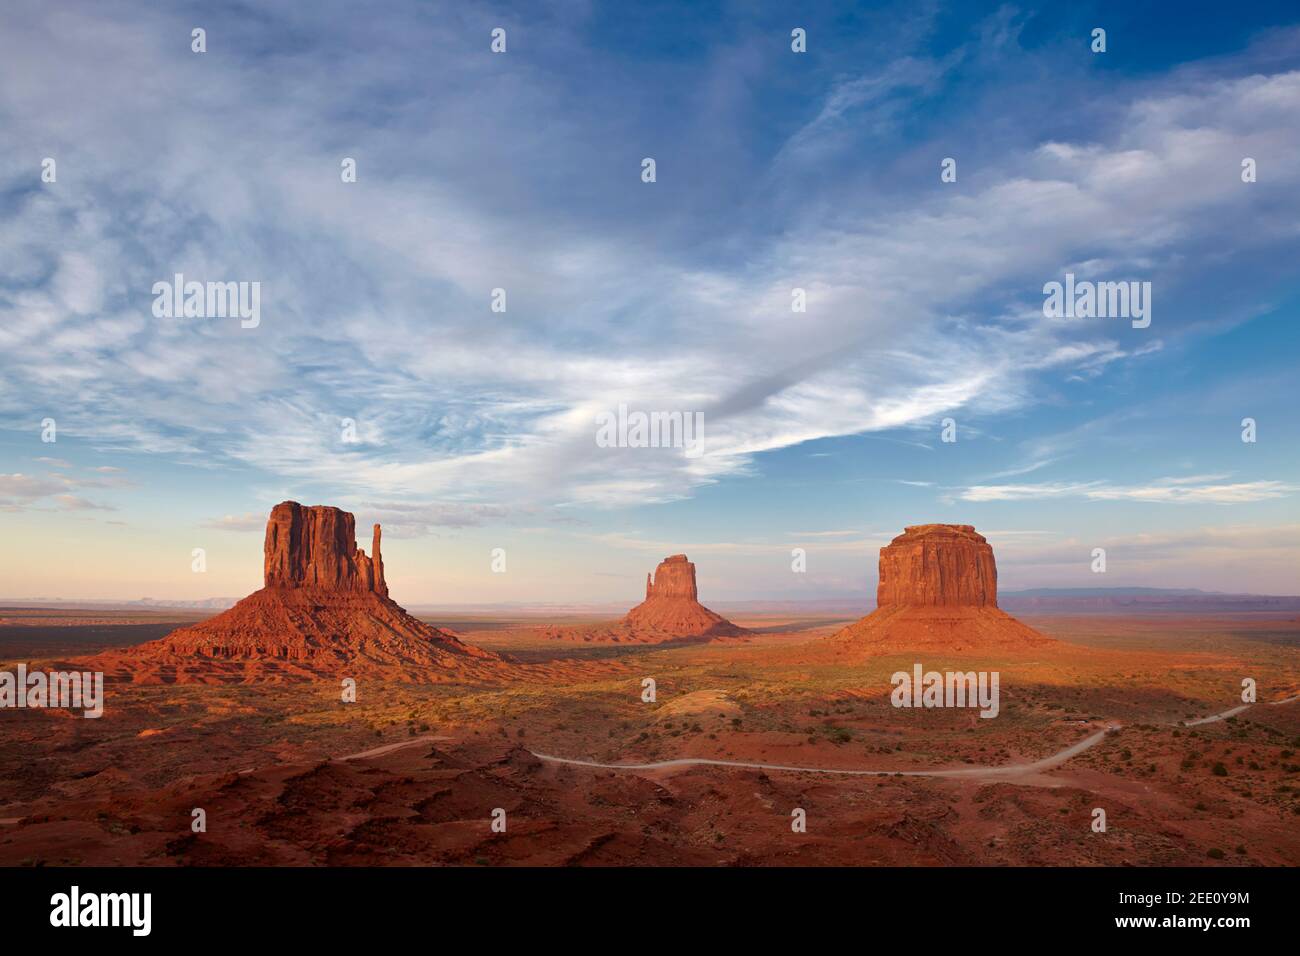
(1, 1, 1298, 603)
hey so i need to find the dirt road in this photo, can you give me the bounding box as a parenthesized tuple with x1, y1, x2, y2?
(529, 695, 1299, 781)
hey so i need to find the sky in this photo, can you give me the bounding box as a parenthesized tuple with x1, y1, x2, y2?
(1, 0, 1298, 605)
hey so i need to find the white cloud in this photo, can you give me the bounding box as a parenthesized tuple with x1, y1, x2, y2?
(958, 477, 1297, 504)
(0, 471, 121, 511)
(201, 513, 265, 532)
(0, 4, 1297, 520)
(0, 473, 63, 501)
(54, 494, 113, 511)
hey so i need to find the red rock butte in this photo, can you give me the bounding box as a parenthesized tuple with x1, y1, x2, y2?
(621, 554, 747, 639)
(263, 501, 389, 596)
(877, 524, 998, 608)
(829, 524, 1052, 653)
(90, 502, 502, 683)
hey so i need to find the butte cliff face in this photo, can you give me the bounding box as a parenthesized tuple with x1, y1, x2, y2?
(621, 554, 747, 639)
(642, 554, 699, 601)
(263, 501, 388, 596)
(96, 502, 501, 683)
(829, 523, 1050, 654)
(877, 524, 997, 608)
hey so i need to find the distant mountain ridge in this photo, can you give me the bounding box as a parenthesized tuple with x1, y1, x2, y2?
(4, 587, 1298, 616)
(1000, 587, 1300, 614)
(0, 597, 239, 611)
(124, 597, 240, 609)
(1005, 587, 1212, 597)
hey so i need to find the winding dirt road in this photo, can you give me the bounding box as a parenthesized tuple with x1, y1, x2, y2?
(530, 726, 1117, 781)
(528, 695, 1300, 781)
(339, 734, 451, 761)
(1184, 694, 1298, 726)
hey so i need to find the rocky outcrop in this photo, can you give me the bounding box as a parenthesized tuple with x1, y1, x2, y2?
(263, 502, 387, 597)
(541, 554, 748, 644)
(644, 555, 699, 600)
(623, 555, 747, 639)
(877, 524, 996, 608)
(97, 502, 501, 683)
(827, 523, 1051, 654)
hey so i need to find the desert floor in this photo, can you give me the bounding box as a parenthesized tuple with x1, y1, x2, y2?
(0, 609, 1297, 866)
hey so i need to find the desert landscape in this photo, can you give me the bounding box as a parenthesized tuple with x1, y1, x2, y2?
(3, 7, 1299, 932)
(2, 506, 1296, 868)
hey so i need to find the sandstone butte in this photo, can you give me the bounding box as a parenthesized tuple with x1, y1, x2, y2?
(539, 553, 748, 644)
(88, 502, 503, 683)
(828, 524, 1053, 653)
(621, 554, 748, 639)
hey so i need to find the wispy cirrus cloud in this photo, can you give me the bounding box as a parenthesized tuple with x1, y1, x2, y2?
(0, 473, 64, 505)
(0, 446, 132, 511)
(53, 494, 114, 511)
(0, 473, 118, 511)
(201, 513, 265, 532)
(957, 477, 1297, 504)
(0, 1, 1296, 524)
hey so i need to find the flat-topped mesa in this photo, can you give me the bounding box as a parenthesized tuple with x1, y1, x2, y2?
(823, 522, 1050, 655)
(262, 501, 387, 596)
(644, 554, 699, 601)
(877, 523, 997, 608)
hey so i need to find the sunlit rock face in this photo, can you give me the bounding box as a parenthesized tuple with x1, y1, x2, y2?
(876, 524, 997, 609)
